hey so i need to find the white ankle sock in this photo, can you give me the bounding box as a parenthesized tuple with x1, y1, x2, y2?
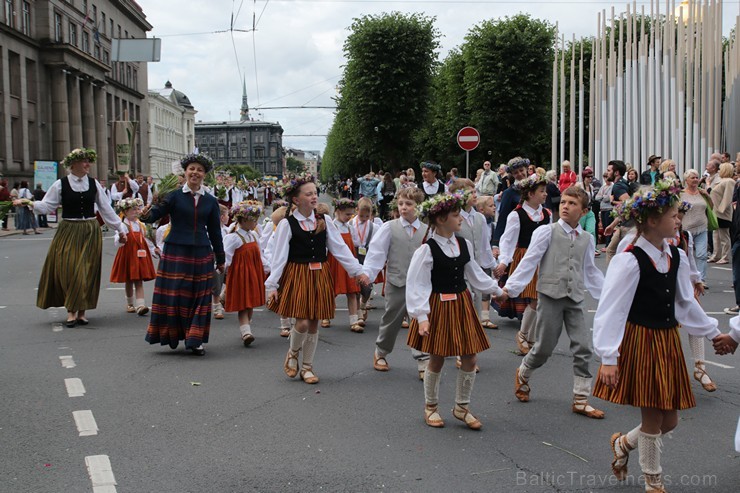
(280, 317, 290, 329)
(638, 431, 663, 476)
(239, 324, 252, 338)
(480, 309, 490, 322)
(136, 298, 145, 308)
(455, 370, 476, 406)
(289, 328, 306, 352)
(126, 296, 134, 305)
(424, 369, 441, 406)
(302, 332, 319, 367)
(349, 314, 359, 325)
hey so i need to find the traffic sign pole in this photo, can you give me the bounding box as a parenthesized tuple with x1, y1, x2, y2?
(466, 151, 470, 180)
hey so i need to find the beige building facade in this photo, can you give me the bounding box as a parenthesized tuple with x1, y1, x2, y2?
(148, 80, 196, 179)
(0, 0, 151, 182)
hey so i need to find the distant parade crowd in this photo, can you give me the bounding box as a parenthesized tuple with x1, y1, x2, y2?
(7, 147, 740, 493)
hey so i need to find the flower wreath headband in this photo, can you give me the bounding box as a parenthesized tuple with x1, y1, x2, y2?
(618, 179, 681, 224)
(62, 148, 97, 168)
(332, 198, 356, 210)
(513, 174, 546, 192)
(279, 172, 316, 198)
(417, 193, 466, 221)
(180, 153, 215, 172)
(116, 197, 144, 212)
(231, 200, 263, 221)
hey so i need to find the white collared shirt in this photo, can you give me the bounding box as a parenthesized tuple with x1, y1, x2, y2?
(110, 178, 140, 201)
(182, 183, 206, 205)
(405, 232, 502, 323)
(32, 174, 125, 234)
(617, 230, 702, 284)
(264, 210, 363, 292)
(422, 180, 447, 195)
(592, 236, 720, 365)
(504, 219, 604, 299)
(223, 226, 269, 272)
(361, 216, 422, 281)
(498, 202, 550, 266)
(460, 208, 496, 269)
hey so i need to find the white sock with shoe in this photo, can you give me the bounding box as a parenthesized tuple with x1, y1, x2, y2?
(302, 332, 319, 368)
(423, 369, 441, 406)
(239, 324, 252, 338)
(638, 430, 664, 491)
(289, 328, 306, 352)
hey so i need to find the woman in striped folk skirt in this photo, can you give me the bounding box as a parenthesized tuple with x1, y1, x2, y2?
(492, 175, 550, 355)
(592, 183, 725, 493)
(266, 174, 369, 385)
(18, 148, 128, 327)
(142, 153, 225, 356)
(406, 193, 503, 431)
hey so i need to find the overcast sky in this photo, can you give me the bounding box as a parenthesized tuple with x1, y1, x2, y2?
(139, 0, 739, 155)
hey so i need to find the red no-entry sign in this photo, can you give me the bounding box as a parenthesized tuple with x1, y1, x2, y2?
(457, 126, 480, 152)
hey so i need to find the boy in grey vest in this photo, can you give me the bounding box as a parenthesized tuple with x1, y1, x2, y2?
(501, 186, 606, 419)
(362, 187, 430, 380)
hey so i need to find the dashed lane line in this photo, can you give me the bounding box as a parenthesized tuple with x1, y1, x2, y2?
(59, 355, 76, 368)
(85, 455, 117, 493)
(704, 360, 735, 369)
(64, 378, 86, 397)
(73, 410, 99, 436)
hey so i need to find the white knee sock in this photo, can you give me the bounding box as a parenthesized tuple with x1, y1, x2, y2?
(239, 324, 252, 338)
(638, 431, 663, 475)
(518, 360, 533, 381)
(520, 306, 536, 340)
(689, 334, 705, 363)
(455, 370, 476, 406)
(136, 298, 145, 308)
(302, 332, 319, 368)
(289, 328, 306, 352)
(625, 425, 641, 449)
(424, 369, 441, 406)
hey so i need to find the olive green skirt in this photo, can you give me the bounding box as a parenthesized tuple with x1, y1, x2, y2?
(37, 220, 103, 312)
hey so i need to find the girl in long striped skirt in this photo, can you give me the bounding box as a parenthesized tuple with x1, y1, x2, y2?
(266, 173, 369, 384)
(592, 180, 724, 493)
(406, 194, 503, 430)
(492, 175, 551, 355)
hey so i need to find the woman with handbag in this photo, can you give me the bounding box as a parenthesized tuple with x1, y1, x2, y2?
(680, 169, 713, 286)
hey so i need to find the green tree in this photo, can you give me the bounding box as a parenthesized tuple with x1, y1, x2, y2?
(327, 12, 440, 173)
(462, 14, 557, 165)
(286, 157, 305, 174)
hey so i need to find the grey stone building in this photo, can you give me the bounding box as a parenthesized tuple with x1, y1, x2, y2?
(0, 0, 151, 181)
(194, 80, 284, 175)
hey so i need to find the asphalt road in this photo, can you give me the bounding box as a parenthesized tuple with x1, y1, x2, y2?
(1, 229, 739, 493)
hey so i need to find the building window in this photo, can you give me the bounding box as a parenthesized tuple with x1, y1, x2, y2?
(94, 44, 100, 59)
(101, 12, 105, 35)
(132, 68, 137, 90)
(255, 148, 264, 158)
(103, 50, 109, 64)
(69, 23, 78, 46)
(117, 25, 121, 38)
(83, 0, 87, 14)
(126, 65, 131, 87)
(82, 32, 90, 53)
(109, 18, 113, 37)
(218, 149, 224, 158)
(4, 0, 13, 28)
(255, 135, 264, 144)
(21, 1, 29, 35)
(54, 13, 63, 42)
(92, 5, 96, 23)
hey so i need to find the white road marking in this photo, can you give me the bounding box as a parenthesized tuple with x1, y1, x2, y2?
(52, 323, 63, 332)
(105, 287, 125, 291)
(712, 266, 732, 271)
(65, 378, 86, 397)
(59, 355, 76, 368)
(73, 410, 99, 436)
(252, 308, 349, 312)
(724, 290, 735, 293)
(0, 306, 6, 309)
(705, 311, 733, 315)
(704, 360, 735, 369)
(85, 455, 117, 492)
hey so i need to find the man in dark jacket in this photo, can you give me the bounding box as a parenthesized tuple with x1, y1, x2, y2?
(639, 154, 662, 185)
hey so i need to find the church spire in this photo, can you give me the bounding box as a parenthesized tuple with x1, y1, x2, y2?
(240, 77, 250, 121)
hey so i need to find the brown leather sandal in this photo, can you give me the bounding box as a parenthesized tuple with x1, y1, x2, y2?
(609, 432, 632, 481)
(514, 368, 530, 402)
(572, 398, 605, 419)
(284, 349, 299, 378)
(424, 405, 444, 428)
(373, 353, 389, 371)
(300, 366, 319, 384)
(693, 362, 717, 392)
(453, 404, 482, 430)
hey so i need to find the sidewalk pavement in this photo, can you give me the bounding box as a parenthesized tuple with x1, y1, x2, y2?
(0, 215, 58, 238)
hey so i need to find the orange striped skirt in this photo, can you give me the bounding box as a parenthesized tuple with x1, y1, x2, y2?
(593, 322, 695, 411)
(267, 261, 335, 320)
(509, 247, 538, 298)
(224, 242, 265, 312)
(407, 289, 490, 357)
(492, 247, 538, 319)
(328, 232, 360, 295)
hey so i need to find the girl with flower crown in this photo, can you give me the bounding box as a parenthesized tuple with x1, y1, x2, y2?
(492, 174, 551, 355)
(266, 173, 370, 384)
(223, 201, 270, 346)
(406, 193, 503, 430)
(110, 198, 156, 315)
(15, 148, 129, 327)
(322, 198, 364, 332)
(592, 180, 727, 493)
